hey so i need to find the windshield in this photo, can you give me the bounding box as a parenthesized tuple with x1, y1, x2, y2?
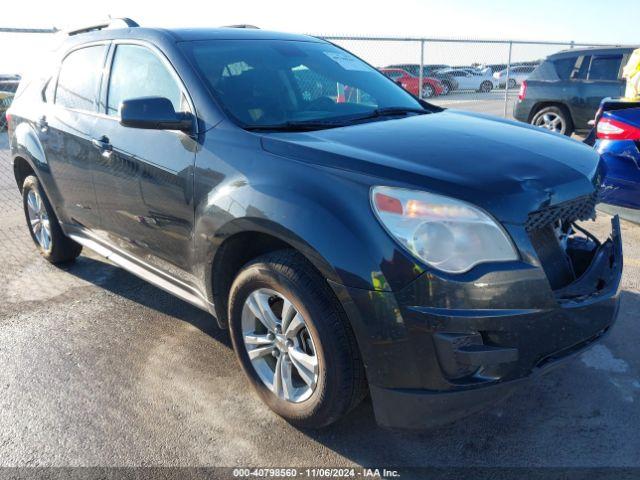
(181, 39, 424, 128)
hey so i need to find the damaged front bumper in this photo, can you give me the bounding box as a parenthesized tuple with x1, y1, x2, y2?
(332, 217, 623, 429)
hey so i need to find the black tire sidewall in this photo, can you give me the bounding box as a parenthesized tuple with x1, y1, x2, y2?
(228, 258, 351, 427)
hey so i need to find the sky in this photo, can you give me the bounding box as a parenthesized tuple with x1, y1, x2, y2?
(1, 0, 638, 74)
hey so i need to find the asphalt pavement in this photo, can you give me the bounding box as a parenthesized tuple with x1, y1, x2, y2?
(0, 128, 638, 472)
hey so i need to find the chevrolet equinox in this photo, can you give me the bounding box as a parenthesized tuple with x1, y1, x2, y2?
(6, 20, 623, 429)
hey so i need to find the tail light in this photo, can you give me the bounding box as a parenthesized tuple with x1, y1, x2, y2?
(518, 81, 527, 101)
(596, 117, 640, 141)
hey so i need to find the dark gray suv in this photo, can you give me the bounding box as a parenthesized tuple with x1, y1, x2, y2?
(5, 20, 623, 429)
(514, 47, 635, 136)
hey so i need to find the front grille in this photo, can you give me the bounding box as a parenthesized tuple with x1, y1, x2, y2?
(525, 191, 598, 232)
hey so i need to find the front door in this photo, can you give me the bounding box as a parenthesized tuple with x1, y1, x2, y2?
(92, 43, 198, 284)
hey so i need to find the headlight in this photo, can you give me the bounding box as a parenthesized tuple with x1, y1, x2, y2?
(371, 186, 518, 273)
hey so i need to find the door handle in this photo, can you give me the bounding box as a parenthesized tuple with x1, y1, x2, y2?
(91, 136, 113, 158)
(37, 116, 48, 132)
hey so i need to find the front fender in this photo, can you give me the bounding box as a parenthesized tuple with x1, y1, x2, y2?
(193, 177, 397, 293)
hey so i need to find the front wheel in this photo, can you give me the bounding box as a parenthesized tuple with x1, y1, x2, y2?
(228, 250, 367, 428)
(508, 78, 517, 89)
(22, 175, 82, 264)
(421, 84, 435, 98)
(440, 82, 450, 95)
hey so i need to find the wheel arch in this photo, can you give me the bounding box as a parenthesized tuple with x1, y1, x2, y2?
(13, 155, 36, 192)
(207, 220, 343, 329)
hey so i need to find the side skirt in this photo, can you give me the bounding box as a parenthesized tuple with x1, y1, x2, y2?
(65, 225, 216, 316)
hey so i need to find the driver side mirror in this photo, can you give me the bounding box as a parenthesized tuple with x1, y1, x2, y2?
(120, 96, 193, 132)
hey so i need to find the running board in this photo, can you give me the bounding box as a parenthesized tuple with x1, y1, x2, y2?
(67, 230, 214, 314)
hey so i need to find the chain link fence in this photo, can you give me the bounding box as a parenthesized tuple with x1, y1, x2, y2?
(0, 29, 626, 131)
(317, 36, 624, 119)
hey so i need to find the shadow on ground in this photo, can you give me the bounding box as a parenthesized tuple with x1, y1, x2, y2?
(60, 254, 640, 467)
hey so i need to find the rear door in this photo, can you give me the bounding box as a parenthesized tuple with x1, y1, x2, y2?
(583, 53, 627, 120)
(40, 43, 108, 228)
(91, 42, 198, 283)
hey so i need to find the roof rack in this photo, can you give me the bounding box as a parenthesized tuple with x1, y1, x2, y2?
(67, 17, 139, 36)
(222, 24, 260, 29)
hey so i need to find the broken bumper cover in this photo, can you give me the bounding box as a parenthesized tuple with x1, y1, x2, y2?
(332, 217, 623, 429)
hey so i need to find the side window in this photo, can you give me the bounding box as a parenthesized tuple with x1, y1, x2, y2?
(553, 57, 578, 80)
(55, 45, 107, 111)
(574, 56, 591, 80)
(107, 44, 183, 116)
(382, 71, 401, 80)
(588, 55, 623, 81)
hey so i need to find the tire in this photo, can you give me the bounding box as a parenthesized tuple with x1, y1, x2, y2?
(228, 249, 367, 428)
(440, 82, 450, 95)
(479, 81, 493, 93)
(531, 105, 574, 136)
(508, 78, 517, 89)
(22, 175, 82, 264)
(421, 84, 435, 98)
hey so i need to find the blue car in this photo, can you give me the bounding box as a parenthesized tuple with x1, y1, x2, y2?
(593, 99, 640, 209)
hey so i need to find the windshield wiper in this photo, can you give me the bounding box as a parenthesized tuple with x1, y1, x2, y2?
(245, 120, 346, 132)
(348, 107, 431, 122)
(244, 107, 431, 132)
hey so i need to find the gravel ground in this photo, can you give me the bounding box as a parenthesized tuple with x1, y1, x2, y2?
(0, 134, 638, 472)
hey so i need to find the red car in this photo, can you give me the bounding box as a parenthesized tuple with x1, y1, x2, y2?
(379, 68, 444, 98)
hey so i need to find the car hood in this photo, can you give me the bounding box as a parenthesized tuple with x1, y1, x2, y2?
(260, 110, 603, 224)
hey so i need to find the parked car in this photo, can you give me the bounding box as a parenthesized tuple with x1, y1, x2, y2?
(437, 67, 495, 92)
(0, 74, 21, 93)
(385, 64, 458, 94)
(493, 65, 536, 88)
(7, 20, 622, 429)
(486, 63, 508, 74)
(0, 91, 14, 130)
(514, 47, 636, 136)
(378, 67, 444, 98)
(589, 98, 640, 209)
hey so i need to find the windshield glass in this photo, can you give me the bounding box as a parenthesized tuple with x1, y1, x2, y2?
(181, 39, 423, 127)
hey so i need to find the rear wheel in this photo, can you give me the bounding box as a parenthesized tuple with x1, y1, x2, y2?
(22, 175, 82, 264)
(479, 80, 493, 93)
(228, 250, 367, 428)
(508, 78, 517, 89)
(440, 82, 450, 95)
(531, 105, 574, 136)
(421, 84, 435, 98)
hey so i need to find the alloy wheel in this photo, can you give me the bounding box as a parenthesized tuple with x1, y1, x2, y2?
(241, 288, 319, 403)
(534, 112, 565, 133)
(26, 188, 52, 252)
(422, 85, 434, 98)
